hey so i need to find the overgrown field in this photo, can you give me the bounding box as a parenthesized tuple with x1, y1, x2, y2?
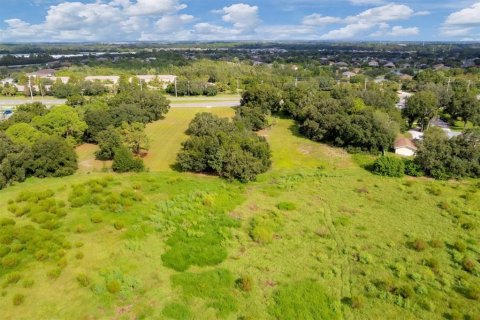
(0, 114, 479, 319)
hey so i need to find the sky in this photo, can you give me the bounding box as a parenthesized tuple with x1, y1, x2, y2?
(0, 0, 479, 42)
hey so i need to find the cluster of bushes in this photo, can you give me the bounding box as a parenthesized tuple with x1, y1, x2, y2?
(371, 156, 424, 178)
(176, 113, 271, 182)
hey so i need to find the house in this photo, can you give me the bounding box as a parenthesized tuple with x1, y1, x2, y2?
(384, 62, 396, 69)
(1, 78, 15, 85)
(342, 71, 357, 79)
(394, 137, 417, 157)
(84, 76, 120, 84)
(26, 69, 56, 78)
(368, 61, 379, 67)
(45, 76, 70, 84)
(408, 130, 424, 141)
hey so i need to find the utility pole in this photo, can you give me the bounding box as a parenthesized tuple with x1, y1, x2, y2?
(28, 76, 33, 100)
(447, 77, 451, 92)
(236, 79, 239, 94)
(295, 77, 298, 88)
(187, 80, 190, 96)
(174, 77, 178, 97)
(468, 80, 472, 92)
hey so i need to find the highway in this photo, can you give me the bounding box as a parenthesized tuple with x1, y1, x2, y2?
(0, 98, 240, 109)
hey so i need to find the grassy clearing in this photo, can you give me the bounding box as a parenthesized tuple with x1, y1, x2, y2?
(143, 107, 235, 171)
(1, 114, 479, 319)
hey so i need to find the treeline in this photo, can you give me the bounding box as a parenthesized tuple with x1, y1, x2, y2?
(238, 81, 480, 180)
(0, 84, 170, 189)
(0, 54, 53, 67)
(237, 83, 401, 154)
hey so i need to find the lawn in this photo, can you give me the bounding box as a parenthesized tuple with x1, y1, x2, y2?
(0, 113, 479, 320)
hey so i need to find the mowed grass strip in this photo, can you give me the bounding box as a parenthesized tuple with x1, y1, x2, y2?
(144, 107, 235, 171)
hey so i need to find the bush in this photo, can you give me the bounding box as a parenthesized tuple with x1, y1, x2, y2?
(76, 273, 90, 287)
(112, 147, 144, 173)
(372, 156, 405, 177)
(413, 239, 428, 252)
(106, 280, 121, 294)
(350, 295, 365, 309)
(114, 221, 125, 230)
(47, 268, 62, 280)
(250, 225, 273, 244)
(75, 252, 84, 260)
(404, 159, 424, 177)
(2, 254, 19, 268)
(90, 213, 103, 224)
(430, 239, 444, 248)
(236, 275, 254, 292)
(12, 294, 24, 306)
(466, 286, 480, 300)
(454, 241, 467, 252)
(463, 258, 476, 272)
(277, 202, 296, 211)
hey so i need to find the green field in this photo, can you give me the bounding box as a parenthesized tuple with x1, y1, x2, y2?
(0, 109, 479, 319)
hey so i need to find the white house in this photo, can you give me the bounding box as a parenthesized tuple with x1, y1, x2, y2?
(394, 137, 417, 157)
(84, 76, 120, 84)
(342, 71, 357, 79)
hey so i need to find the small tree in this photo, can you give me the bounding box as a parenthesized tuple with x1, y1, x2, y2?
(112, 147, 144, 173)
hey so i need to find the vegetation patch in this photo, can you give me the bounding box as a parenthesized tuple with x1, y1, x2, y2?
(270, 281, 341, 320)
(172, 269, 237, 317)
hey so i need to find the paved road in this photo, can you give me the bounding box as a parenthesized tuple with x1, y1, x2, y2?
(0, 99, 240, 109)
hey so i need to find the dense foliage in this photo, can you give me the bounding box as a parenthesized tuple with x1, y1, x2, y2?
(415, 127, 480, 179)
(176, 113, 271, 182)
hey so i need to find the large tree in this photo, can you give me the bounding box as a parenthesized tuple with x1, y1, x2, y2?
(29, 136, 78, 178)
(403, 91, 439, 131)
(32, 105, 87, 143)
(446, 91, 480, 128)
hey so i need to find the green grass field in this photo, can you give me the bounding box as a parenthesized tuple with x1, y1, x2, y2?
(0, 109, 479, 320)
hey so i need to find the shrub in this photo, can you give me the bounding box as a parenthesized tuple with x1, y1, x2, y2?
(412, 239, 428, 252)
(372, 156, 405, 177)
(76, 273, 90, 287)
(350, 295, 365, 309)
(162, 303, 193, 320)
(430, 239, 443, 248)
(276, 202, 296, 211)
(466, 286, 480, 300)
(12, 294, 25, 306)
(463, 258, 476, 272)
(454, 241, 467, 252)
(22, 280, 34, 288)
(75, 252, 84, 260)
(2, 254, 19, 268)
(271, 281, 341, 320)
(394, 285, 414, 299)
(112, 147, 144, 173)
(106, 280, 121, 294)
(5, 273, 22, 285)
(47, 268, 62, 280)
(404, 159, 424, 177)
(250, 225, 273, 244)
(114, 221, 125, 230)
(90, 213, 103, 224)
(236, 276, 254, 292)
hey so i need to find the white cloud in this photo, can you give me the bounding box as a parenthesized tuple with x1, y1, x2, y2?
(313, 3, 421, 40)
(371, 25, 419, 37)
(349, 0, 385, 5)
(219, 3, 260, 30)
(155, 14, 194, 32)
(0, 0, 189, 41)
(302, 14, 342, 26)
(444, 3, 480, 26)
(442, 3, 480, 39)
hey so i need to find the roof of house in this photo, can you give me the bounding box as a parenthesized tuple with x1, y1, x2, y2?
(27, 69, 56, 77)
(394, 137, 417, 150)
